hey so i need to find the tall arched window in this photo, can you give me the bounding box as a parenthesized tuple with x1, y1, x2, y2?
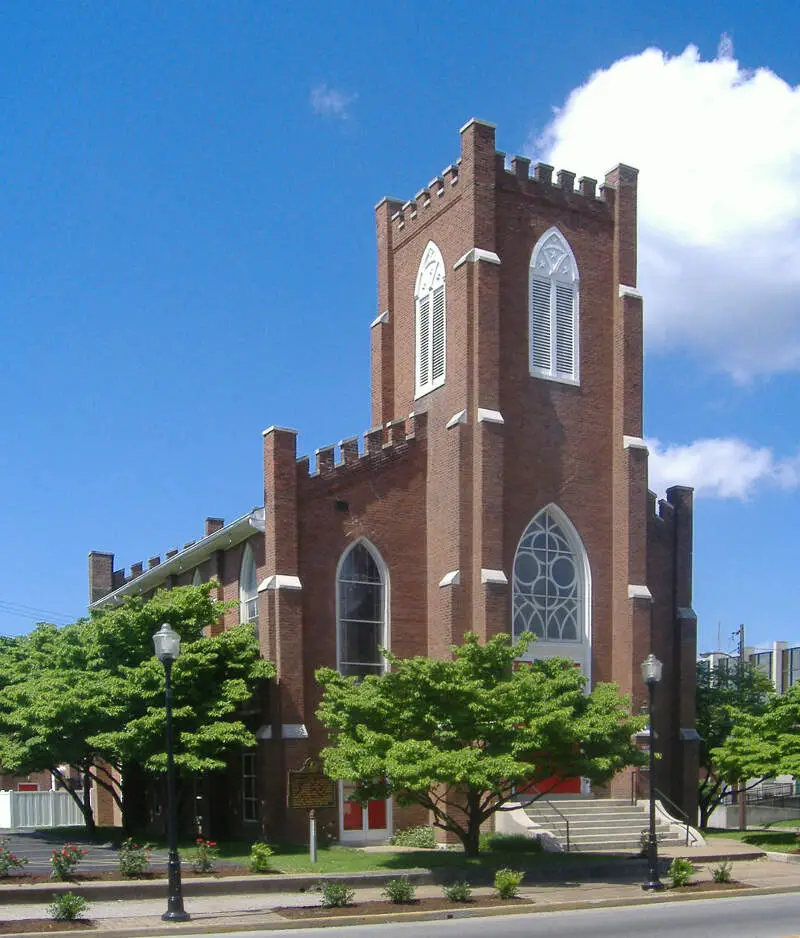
(337, 540, 388, 678)
(512, 506, 589, 649)
(415, 241, 446, 397)
(191, 568, 203, 587)
(529, 228, 579, 384)
(240, 542, 258, 625)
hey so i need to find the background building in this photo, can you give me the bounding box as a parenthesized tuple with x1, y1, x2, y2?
(89, 119, 699, 842)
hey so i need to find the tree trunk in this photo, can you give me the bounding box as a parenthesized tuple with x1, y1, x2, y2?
(81, 769, 96, 836)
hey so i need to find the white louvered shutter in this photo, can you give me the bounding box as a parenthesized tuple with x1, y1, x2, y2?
(530, 276, 551, 372)
(417, 295, 430, 389)
(554, 283, 575, 378)
(430, 285, 445, 382)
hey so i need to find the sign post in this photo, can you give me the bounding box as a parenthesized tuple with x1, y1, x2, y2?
(287, 758, 336, 864)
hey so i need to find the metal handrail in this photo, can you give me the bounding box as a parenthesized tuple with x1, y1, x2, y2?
(653, 787, 690, 846)
(518, 788, 570, 853)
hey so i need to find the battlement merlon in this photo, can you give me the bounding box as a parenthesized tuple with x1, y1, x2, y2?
(379, 119, 635, 235)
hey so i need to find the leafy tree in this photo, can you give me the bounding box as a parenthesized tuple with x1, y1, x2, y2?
(695, 659, 774, 828)
(0, 583, 274, 831)
(316, 632, 644, 856)
(712, 681, 800, 788)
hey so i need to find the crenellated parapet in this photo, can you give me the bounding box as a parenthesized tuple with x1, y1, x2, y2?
(298, 412, 427, 488)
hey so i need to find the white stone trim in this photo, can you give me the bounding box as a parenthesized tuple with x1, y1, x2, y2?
(255, 725, 272, 740)
(453, 247, 502, 270)
(477, 408, 504, 425)
(481, 568, 508, 585)
(262, 426, 299, 437)
(459, 117, 497, 133)
(618, 284, 643, 299)
(678, 606, 697, 621)
(446, 410, 467, 429)
(627, 584, 653, 601)
(281, 723, 309, 739)
(623, 435, 648, 451)
(439, 570, 461, 587)
(258, 574, 303, 592)
(370, 310, 390, 328)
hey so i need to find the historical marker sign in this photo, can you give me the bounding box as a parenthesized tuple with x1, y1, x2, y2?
(287, 758, 336, 810)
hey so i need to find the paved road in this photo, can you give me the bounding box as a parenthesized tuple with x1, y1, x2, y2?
(184, 893, 800, 938)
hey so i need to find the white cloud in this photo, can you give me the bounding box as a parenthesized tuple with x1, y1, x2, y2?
(534, 45, 800, 379)
(310, 84, 357, 120)
(648, 437, 800, 499)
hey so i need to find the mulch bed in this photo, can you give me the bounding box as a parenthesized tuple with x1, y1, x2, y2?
(672, 881, 748, 893)
(2, 867, 253, 886)
(0, 921, 94, 933)
(277, 897, 527, 919)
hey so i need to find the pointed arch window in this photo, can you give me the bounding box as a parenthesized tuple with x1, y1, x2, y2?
(240, 542, 258, 625)
(415, 241, 446, 397)
(337, 541, 388, 678)
(512, 507, 587, 644)
(529, 228, 579, 384)
(191, 568, 203, 587)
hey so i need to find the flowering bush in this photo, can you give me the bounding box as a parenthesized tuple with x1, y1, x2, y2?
(190, 838, 219, 874)
(50, 843, 87, 880)
(118, 838, 152, 878)
(0, 838, 28, 877)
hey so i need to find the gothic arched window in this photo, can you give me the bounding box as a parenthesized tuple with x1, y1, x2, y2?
(239, 542, 258, 625)
(529, 228, 579, 383)
(415, 241, 446, 397)
(512, 506, 588, 644)
(337, 540, 388, 678)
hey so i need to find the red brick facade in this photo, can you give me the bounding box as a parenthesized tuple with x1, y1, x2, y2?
(89, 119, 699, 841)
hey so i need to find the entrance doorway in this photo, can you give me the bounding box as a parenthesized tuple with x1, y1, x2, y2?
(338, 783, 391, 843)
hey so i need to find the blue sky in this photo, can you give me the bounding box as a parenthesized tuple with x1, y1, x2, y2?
(2, 1, 799, 655)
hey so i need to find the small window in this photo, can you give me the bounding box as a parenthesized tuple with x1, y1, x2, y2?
(529, 228, 579, 383)
(239, 542, 258, 626)
(415, 241, 446, 397)
(191, 568, 203, 587)
(242, 751, 257, 823)
(337, 541, 388, 678)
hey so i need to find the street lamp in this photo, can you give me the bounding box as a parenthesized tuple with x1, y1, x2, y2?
(641, 652, 664, 891)
(153, 623, 190, 922)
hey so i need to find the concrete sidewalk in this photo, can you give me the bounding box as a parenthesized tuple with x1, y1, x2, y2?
(2, 855, 800, 937)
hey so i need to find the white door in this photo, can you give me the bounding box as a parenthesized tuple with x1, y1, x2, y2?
(339, 783, 391, 843)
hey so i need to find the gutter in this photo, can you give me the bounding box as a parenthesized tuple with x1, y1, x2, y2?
(89, 508, 265, 610)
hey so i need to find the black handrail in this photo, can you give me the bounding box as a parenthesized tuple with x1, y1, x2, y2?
(519, 789, 570, 853)
(653, 787, 691, 846)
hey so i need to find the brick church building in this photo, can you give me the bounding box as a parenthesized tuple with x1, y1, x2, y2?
(89, 119, 699, 842)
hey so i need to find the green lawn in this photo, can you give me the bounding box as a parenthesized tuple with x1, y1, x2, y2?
(704, 827, 800, 853)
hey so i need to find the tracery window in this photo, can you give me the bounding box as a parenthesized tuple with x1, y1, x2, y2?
(415, 241, 446, 397)
(337, 541, 387, 678)
(529, 228, 579, 383)
(239, 542, 258, 625)
(512, 507, 586, 643)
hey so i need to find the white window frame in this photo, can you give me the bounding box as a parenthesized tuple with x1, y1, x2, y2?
(414, 241, 446, 398)
(529, 227, 580, 385)
(335, 538, 390, 678)
(512, 504, 591, 686)
(239, 542, 258, 626)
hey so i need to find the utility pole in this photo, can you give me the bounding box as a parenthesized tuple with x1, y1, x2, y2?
(736, 623, 746, 831)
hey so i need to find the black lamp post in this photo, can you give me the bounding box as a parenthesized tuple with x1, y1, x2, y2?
(641, 652, 664, 891)
(153, 623, 190, 922)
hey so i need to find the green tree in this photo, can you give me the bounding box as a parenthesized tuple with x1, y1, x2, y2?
(0, 583, 274, 832)
(316, 632, 644, 856)
(695, 659, 773, 828)
(712, 681, 800, 788)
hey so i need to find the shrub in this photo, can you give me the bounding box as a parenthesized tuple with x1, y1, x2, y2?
(248, 842, 275, 874)
(0, 838, 28, 877)
(494, 868, 524, 899)
(50, 843, 87, 880)
(118, 838, 152, 879)
(48, 892, 89, 921)
(382, 877, 417, 904)
(667, 857, 696, 888)
(480, 832, 543, 854)
(711, 860, 732, 883)
(391, 826, 436, 849)
(442, 881, 473, 902)
(319, 881, 355, 908)
(190, 838, 219, 874)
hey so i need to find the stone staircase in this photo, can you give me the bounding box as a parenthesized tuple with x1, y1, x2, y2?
(524, 797, 687, 853)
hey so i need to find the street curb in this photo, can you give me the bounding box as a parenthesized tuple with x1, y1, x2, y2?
(763, 851, 800, 864)
(0, 883, 795, 938)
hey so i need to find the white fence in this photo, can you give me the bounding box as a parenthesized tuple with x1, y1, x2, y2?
(0, 790, 84, 829)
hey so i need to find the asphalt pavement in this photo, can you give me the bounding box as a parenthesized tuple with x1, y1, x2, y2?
(0, 829, 169, 872)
